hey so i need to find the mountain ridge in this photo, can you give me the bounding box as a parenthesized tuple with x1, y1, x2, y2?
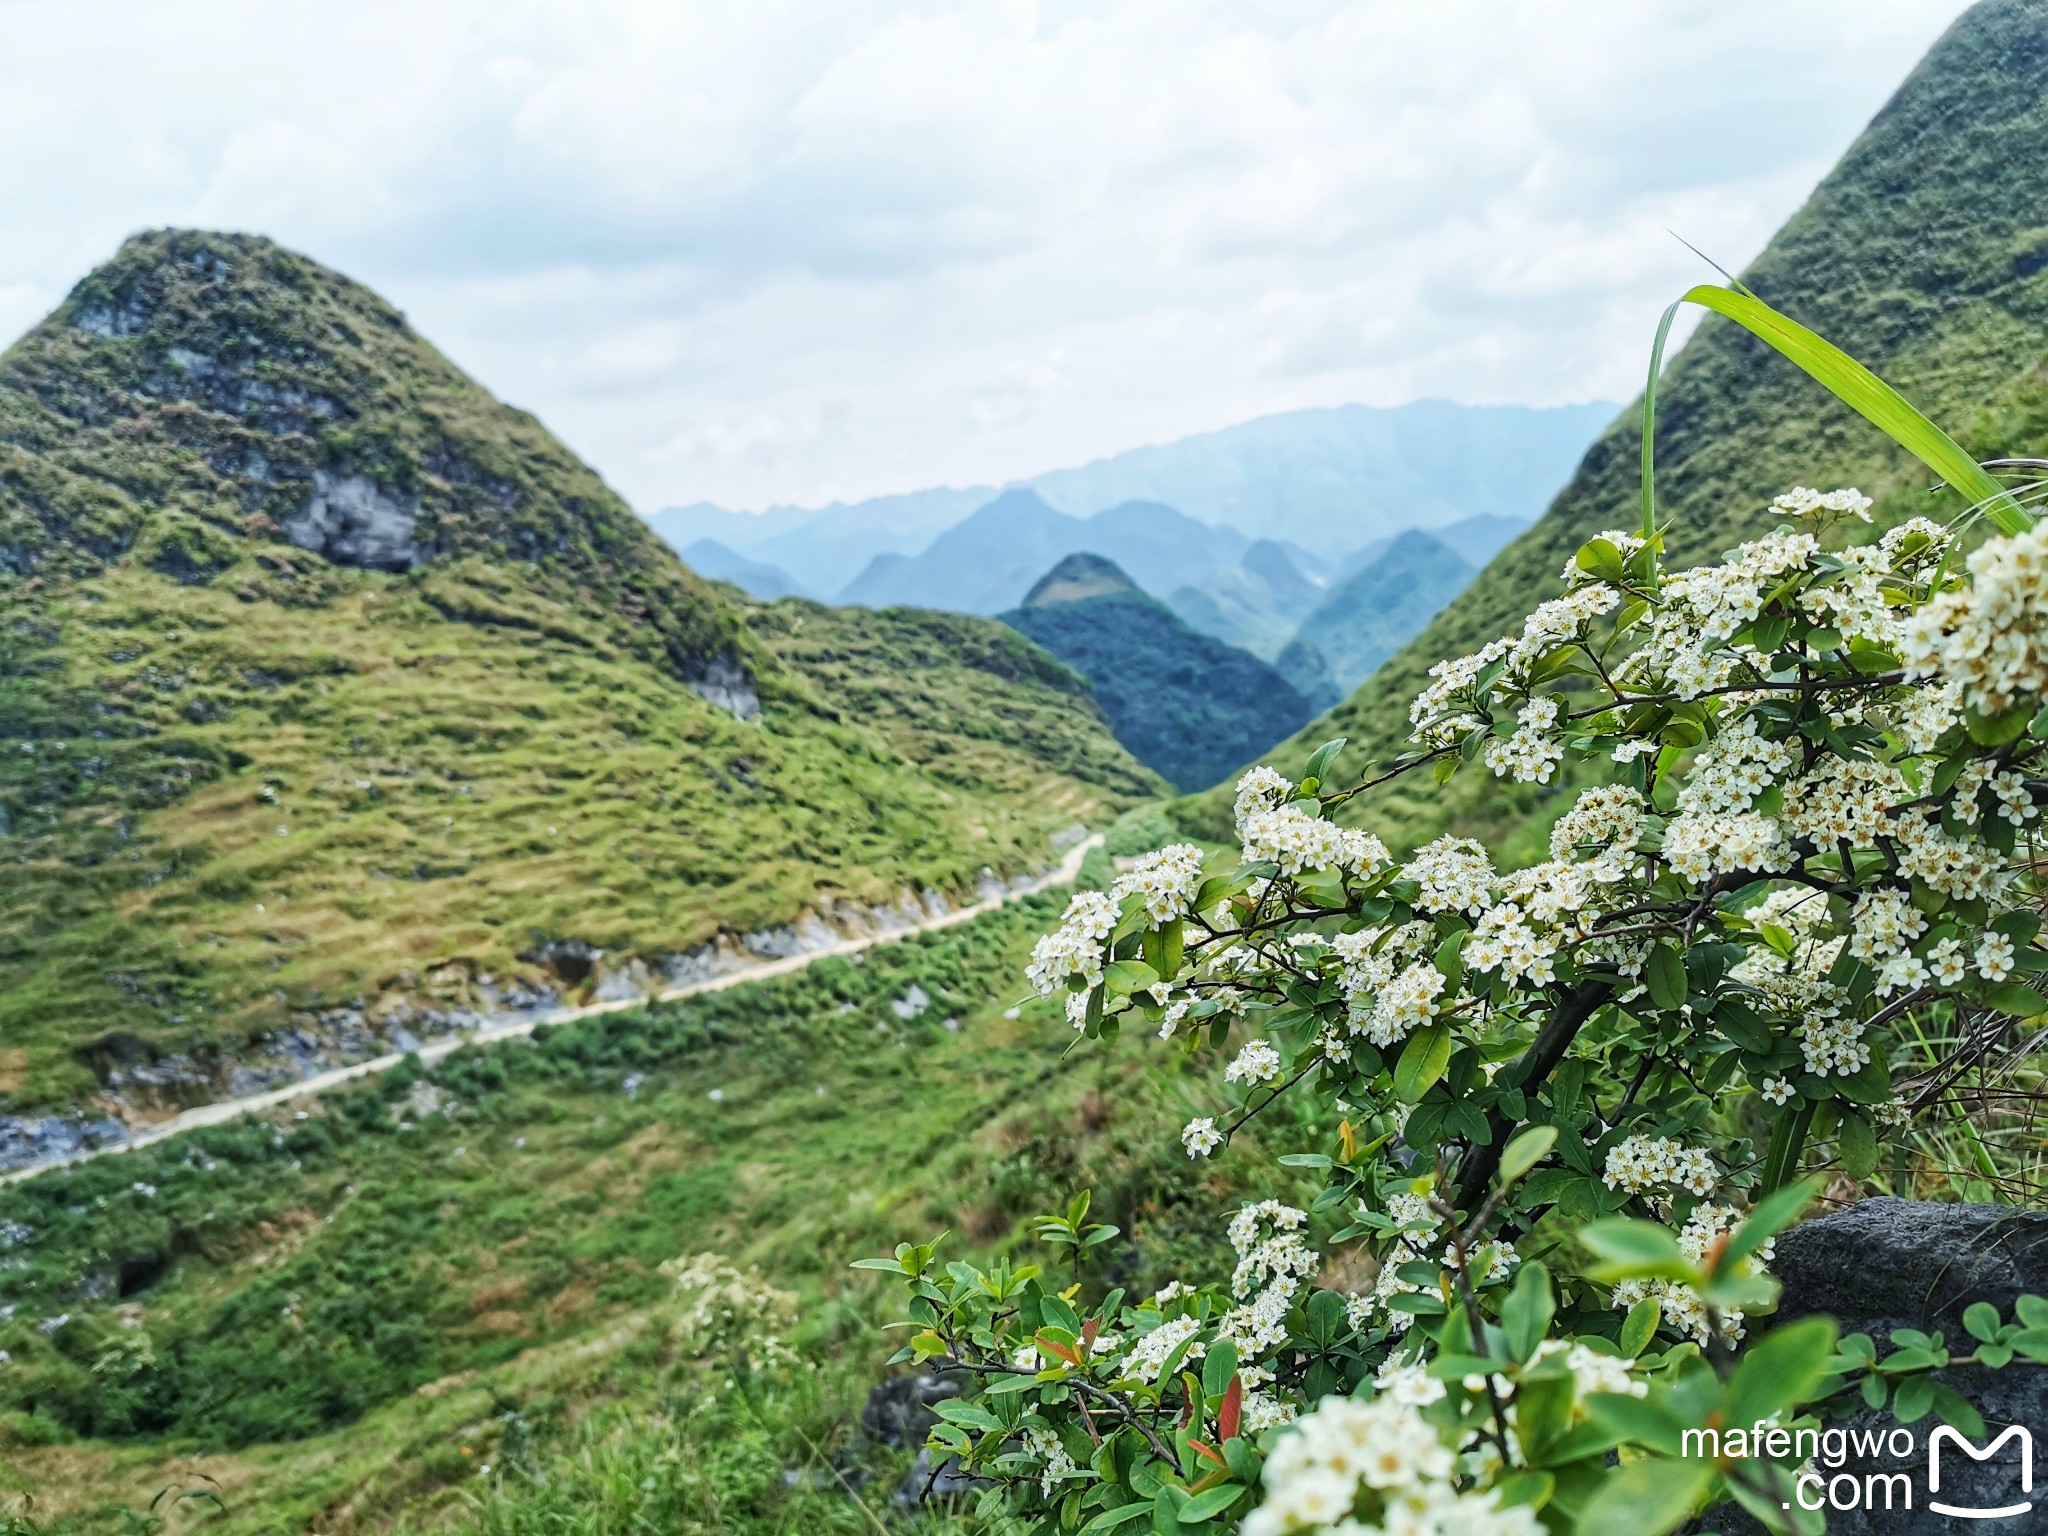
(1188, 0, 2048, 834)
(999, 554, 1311, 791)
(0, 230, 1156, 1112)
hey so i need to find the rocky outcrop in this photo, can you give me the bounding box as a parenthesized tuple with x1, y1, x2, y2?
(1711, 1199, 2048, 1535)
(282, 471, 421, 571)
(681, 650, 760, 721)
(1, 859, 1063, 1177)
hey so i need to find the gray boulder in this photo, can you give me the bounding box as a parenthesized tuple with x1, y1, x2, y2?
(1713, 1198, 2048, 1534)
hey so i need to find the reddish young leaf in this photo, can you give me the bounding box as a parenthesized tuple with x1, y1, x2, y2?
(1218, 1374, 1244, 1442)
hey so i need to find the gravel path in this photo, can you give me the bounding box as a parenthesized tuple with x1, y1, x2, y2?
(3, 834, 1101, 1186)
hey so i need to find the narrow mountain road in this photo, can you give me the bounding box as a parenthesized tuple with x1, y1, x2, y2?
(4, 834, 1103, 1187)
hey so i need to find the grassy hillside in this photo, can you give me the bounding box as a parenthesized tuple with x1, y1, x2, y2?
(0, 893, 1285, 1534)
(0, 231, 1155, 1113)
(1000, 555, 1311, 791)
(1182, 0, 2048, 841)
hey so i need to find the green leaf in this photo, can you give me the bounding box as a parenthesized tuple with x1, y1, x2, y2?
(1177, 1484, 1247, 1521)
(1393, 1024, 1453, 1104)
(1719, 1178, 1820, 1275)
(1576, 1457, 1712, 1536)
(1502, 1261, 1555, 1364)
(1665, 285, 2029, 535)
(1839, 1112, 1878, 1180)
(1576, 536, 1627, 584)
(1645, 943, 1687, 1012)
(1301, 738, 1346, 787)
(1967, 702, 2034, 747)
(1985, 982, 2048, 1018)
(1202, 1340, 1240, 1401)
(1579, 1219, 1692, 1283)
(1620, 1298, 1662, 1358)
(1966, 1305, 2004, 1347)
(1892, 1374, 1934, 1423)
(1931, 1384, 1988, 1440)
(1079, 1503, 1154, 1534)
(1726, 1315, 1838, 1430)
(1102, 960, 1160, 998)
(1496, 1125, 1557, 1188)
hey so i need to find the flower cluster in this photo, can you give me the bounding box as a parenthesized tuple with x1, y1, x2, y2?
(1611, 1204, 1774, 1347)
(1601, 1136, 1717, 1199)
(1903, 515, 2048, 713)
(1246, 1393, 1540, 1536)
(1111, 842, 1206, 924)
(943, 460, 2048, 1535)
(1223, 1202, 1321, 1357)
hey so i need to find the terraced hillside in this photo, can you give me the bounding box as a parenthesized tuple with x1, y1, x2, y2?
(0, 231, 1156, 1113)
(1186, 0, 2048, 845)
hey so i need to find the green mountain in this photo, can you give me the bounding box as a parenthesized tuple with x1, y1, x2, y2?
(1289, 529, 1475, 696)
(1001, 553, 1311, 792)
(0, 231, 1155, 1114)
(1191, 0, 2048, 838)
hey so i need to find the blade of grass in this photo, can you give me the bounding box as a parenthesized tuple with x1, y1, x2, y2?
(1682, 285, 2032, 534)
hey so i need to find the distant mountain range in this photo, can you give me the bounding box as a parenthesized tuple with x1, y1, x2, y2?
(649, 399, 1614, 599)
(1000, 553, 1311, 792)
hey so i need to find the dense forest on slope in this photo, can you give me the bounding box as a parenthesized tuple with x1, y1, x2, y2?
(1183, 0, 2048, 846)
(1000, 554, 1311, 791)
(0, 232, 1153, 1112)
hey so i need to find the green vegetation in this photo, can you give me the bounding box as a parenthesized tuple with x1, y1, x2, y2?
(0, 231, 1154, 1111)
(1187, 0, 2048, 843)
(1001, 555, 1310, 792)
(0, 890, 1289, 1531)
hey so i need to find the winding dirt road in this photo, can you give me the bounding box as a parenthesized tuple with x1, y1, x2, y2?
(3, 834, 1102, 1186)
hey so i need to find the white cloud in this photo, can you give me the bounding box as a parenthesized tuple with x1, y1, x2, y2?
(0, 0, 1973, 508)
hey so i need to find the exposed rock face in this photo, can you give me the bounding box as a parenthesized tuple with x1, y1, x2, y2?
(1711, 1198, 2048, 1534)
(283, 471, 421, 571)
(682, 650, 760, 721)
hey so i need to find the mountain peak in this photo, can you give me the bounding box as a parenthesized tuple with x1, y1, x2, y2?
(1020, 551, 1144, 607)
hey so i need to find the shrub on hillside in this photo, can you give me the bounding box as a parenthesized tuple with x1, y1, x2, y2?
(876, 288, 2048, 1535)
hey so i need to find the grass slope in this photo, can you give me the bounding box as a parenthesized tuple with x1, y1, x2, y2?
(1181, 0, 2048, 843)
(0, 232, 1155, 1111)
(0, 894, 1285, 1534)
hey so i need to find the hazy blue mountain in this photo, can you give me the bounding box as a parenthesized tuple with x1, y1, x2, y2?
(838, 491, 1249, 614)
(681, 538, 812, 600)
(1295, 529, 1477, 693)
(647, 400, 1613, 594)
(1000, 554, 1311, 792)
(1026, 400, 1615, 547)
(651, 487, 990, 594)
(1165, 539, 1330, 659)
(1274, 637, 1342, 715)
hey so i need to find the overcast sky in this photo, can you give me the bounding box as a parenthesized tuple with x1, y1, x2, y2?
(0, 0, 1974, 512)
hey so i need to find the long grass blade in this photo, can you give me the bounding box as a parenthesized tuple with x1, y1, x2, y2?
(1677, 284, 2032, 535)
(1641, 299, 1684, 540)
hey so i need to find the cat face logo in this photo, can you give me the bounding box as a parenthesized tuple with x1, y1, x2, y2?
(1929, 1425, 2033, 1520)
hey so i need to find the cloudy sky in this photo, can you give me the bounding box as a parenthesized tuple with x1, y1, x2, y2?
(0, 0, 1973, 511)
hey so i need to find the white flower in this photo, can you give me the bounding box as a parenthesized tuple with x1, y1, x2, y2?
(1025, 889, 1118, 999)
(1977, 931, 2017, 982)
(1601, 1135, 1716, 1197)
(1118, 1315, 1205, 1382)
(1225, 1039, 1282, 1085)
(1404, 837, 1495, 916)
(1182, 1117, 1223, 1159)
(1112, 843, 1207, 926)
(1759, 1077, 1795, 1107)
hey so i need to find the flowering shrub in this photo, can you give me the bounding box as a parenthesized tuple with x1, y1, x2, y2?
(871, 294, 2048, 1535)
(661, 1251, 799, 1369)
